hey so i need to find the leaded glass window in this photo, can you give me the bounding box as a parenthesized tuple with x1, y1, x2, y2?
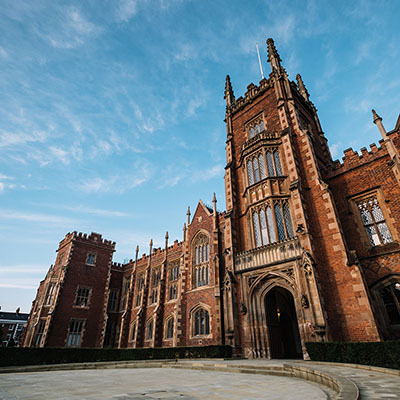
(193, 234, 210, 288)
(273, 150, 283, 176)
(193, 308, 210, 336)
(252, 201, 294, 247)
(247, 154, 266, 185)
(357, 196, 393, 246)
(266, 151, 275, 176)
(283, 202, 294, 238)
(67, 319, 85, 347)
(166, 318, 174, 339)
(146, 320, 153, 340)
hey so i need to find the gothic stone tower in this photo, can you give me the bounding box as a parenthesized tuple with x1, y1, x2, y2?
(223, 39, 381, 359)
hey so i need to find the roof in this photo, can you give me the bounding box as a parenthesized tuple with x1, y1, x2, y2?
(0, 311, 29, 323)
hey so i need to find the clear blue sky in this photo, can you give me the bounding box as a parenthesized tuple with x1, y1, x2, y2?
(1, 0, 399, 313)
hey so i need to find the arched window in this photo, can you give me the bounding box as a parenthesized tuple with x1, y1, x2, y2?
(247, 154, 267, 185)
(252, 201, 294, 247)
(145, 319, 153, 341)
(193, 234, 210, 288)
(193, 308, 210, 336)
(266, 150, 283, 177)
(165, 317, 174, 339)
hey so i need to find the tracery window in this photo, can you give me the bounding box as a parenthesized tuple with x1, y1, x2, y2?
(145, 319, 154, 341)
(165, 317, 174, 339)
(380, 282, 400, 327)
(266, 149, 283, 177)
(149, 268, 160, 304)
(193, 234, 210, 288)
(246, 149, 283, 187)
(44, 283, 56, 305)
(248, 119, 265, 138)
(247, 153, 267, 185)
(135, 274, 144, 307)
(356, 196, 393, 246)
(168, 261, 180, 300)
(252, 200, 294, 247)
(193, 308, 210, 336)
(34, 319, 46, 347)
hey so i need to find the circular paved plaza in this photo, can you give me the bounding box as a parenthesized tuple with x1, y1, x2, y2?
(0, 368, 330, 400)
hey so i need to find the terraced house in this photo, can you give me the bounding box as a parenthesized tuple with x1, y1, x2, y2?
(23, 39, 400, 359)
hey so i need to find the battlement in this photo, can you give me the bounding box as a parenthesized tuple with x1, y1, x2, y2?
(229, 78, 272, 115)
(327, 140, 389, 178)
(68, 231, 116, 248)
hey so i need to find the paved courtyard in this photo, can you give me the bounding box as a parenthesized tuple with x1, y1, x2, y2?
(1, 360, 400, 399)
(0, 367, 330, 400)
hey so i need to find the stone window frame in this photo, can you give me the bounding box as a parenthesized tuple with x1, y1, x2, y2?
(34, 319, 46, 347)
(244, 147, 284, 188)
(149, 267, 161, 305)
(44, 282, 57, 306)
(135, 273, 145, 308)
(189, 303, 212, 339)
(73, 285, 92, 309)
(349, 189, 397, 249)
(249, 199, 295, 248)
(129, 320, 137, 343)
(167, 259, 180, 302)
(85, 253, 97, 266)
(120, 277, 130, 311)
(145, 318, 154, 342)
(66, 318, 86, 348)
(192, 232, 210, 290)
(164, 314, 175, 340)
(245, 112, 266, 139)
(370, 274, 400, 338)
(107, 288, 120, 312)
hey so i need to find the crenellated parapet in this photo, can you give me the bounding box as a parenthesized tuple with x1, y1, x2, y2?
(326, 141, 389, 178)
(227, 78, 272, 115)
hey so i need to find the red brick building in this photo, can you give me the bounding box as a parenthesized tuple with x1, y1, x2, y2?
(24, 39, 400, 358)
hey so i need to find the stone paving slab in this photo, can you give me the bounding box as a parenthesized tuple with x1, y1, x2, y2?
(0, 367, 330, 400)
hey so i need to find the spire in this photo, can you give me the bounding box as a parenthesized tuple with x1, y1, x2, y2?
(296, 74, 310, 102)
(186, 206, 191, 226)
(135, 245, 139, 260)
(266, 38, 282, 72)
(212, 192, 217, 214)
(224, 75, 235, 107)
(372, 109, 387, 139)
(149, 239, 153, 254)
(165, 231, 169, 248)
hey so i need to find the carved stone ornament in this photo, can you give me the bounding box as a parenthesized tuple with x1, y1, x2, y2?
(241, 302, 247, 315)
(301, 294, 309, 308)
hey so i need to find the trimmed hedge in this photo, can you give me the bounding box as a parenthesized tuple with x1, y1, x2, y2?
(0, 345, 232, 367)
(306, 341, 400, 370)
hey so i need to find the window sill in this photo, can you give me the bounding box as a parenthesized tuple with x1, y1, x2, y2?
(189, 285, 212, 293)
(367, 241, 399, 256)
(72, 305, 90, 310)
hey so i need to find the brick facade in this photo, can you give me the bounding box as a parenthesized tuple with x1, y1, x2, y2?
(24, 39, 400, 358)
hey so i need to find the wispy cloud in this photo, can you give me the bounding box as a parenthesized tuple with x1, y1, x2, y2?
(0, 209, 79, 225)
(0, 264, 47, 274)
(37, 6, 101, 49)
(116, 0, 139, 22)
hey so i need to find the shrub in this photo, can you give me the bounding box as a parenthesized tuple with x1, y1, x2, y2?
(0, 345, 232, 367)
(306, 341, 400, 370)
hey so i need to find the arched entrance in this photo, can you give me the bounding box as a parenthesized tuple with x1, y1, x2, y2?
(265, 287, 302, 358)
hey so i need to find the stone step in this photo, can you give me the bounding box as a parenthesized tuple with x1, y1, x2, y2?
(167, 363, 293, 377)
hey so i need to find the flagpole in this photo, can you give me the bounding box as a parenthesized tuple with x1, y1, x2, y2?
(256, 42, 264, 80)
